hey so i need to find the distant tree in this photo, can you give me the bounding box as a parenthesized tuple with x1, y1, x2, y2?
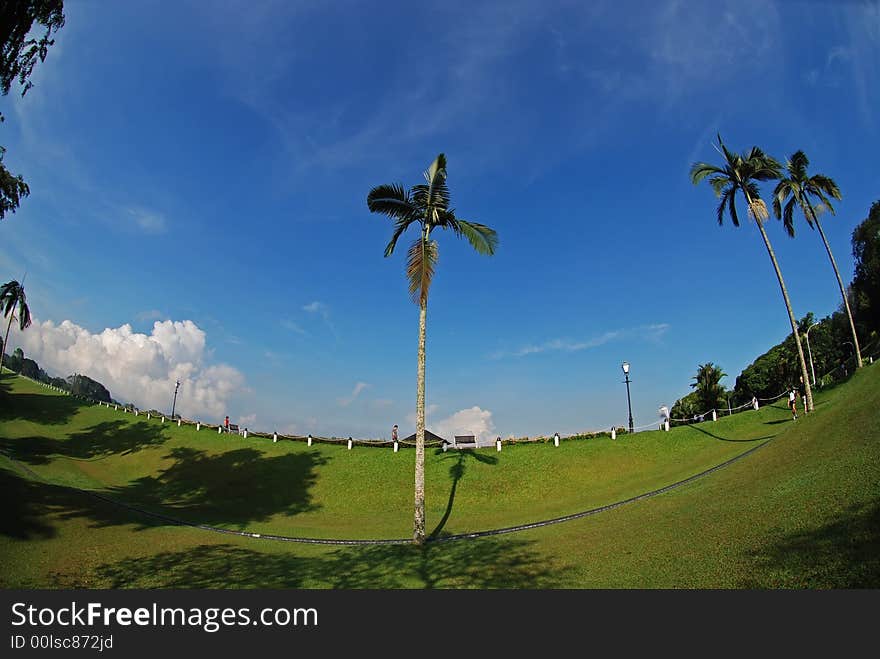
(367, 153, 498, 544)
(773, 151, 862, 369)
(690, 362, 727, 413)
(67, 373, 111, 402)
(690, 135, 814, 412)
(670, 390, 700, 422)
(0, 0, 66, 220)
(10, 346, 23, 371)
(851, 200, 880, 336)
(20, 356, 38, 378)
(0, 279, 31, 373)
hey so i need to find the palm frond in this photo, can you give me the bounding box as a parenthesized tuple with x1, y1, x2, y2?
(728, 188, 741, 227)
(448, 218, 499, 256)
(809, 173, 842, 203)
(788, 150, 809, 179)
(406, 237, 438, 305)
(384, 218, 417, 257)
(708, 175, 730, 197)
(771, 179, 788, 220)
(690, 162, 724, 185)
(782, 197, 797, 237)
(717, 188, 733, 226)
(366, 183, 416, 220)
(17, 299, 31, 330)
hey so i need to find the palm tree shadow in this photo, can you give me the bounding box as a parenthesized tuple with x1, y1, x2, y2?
(429, 448, 498, 539)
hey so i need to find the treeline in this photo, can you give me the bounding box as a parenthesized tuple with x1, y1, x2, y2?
(673, 199, 880, 419)
(0, 345, 112, 403)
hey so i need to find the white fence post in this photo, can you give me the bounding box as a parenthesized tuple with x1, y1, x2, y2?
(611, 428, 616, 440)
(347, 437, 353, 450)
(243, 429, 248, 439)
(712, 409, 717, 422)
(307, 434, 312, 447)
(218, 426, 222, 434)
(664, 420, 670, 432)
(393, 441, 399, 453)
(197, 422, 200, 431)
(496, 438, 502, 452)
(553, 432, 560, 447)
(753, 397, 759, 411)
(178, 419, 182, 427)
(273, 432, 278, 443)
(161, 416, 165, 423)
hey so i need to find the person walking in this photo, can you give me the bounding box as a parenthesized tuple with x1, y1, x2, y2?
(789, 388, 798, 420)
(391, 424, 398, 443)
(225, 415, 229, 430)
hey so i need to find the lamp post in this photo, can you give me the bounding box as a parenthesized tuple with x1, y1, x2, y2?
(621, 361, 634, 435)
(171, 379, 180, 420)
(804, 322, 819, 387)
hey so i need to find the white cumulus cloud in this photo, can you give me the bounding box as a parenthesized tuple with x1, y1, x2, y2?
(433, 406, 497, 447)
(16, 318, 244, 421)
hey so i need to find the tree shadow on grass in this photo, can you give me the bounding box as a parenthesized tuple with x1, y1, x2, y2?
(429, 449, 498, 540)
(737, 500, 880, 588)
(57, 446, 330, 530)
(0, 385, 82, 426)
(0, 464, 58, 540)
(88, 537, 569, 589)
(0, 420, 169, 466)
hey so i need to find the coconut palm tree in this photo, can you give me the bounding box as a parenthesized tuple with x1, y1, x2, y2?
(367, 153, 498, 544)
(773, 150, 862, 369)
(690, 134, 814, 412)
(0, 279, 32, 374)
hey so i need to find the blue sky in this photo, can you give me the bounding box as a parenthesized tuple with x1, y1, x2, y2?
(1, 0, 878, 441)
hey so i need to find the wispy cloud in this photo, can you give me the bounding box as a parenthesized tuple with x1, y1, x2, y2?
(280, 319, 307, 335)
(491, 323, 670, 359)
(303, 300, 337, 337)
(123, 206, 167, 234)
(338, 381, 369, 407)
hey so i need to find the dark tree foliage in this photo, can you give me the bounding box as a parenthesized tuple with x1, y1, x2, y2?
(0, 0, 65, 219)
(0, 146, 29, 219)
(20, 356, 39, 378)
(852, 200, 880, 335)
(0, 0, 65, 101)
(67, 373, 111, 403)
(690, 362, 727, 413)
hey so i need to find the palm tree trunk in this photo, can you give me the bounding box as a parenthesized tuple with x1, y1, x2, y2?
(0, 310, 14, 375)
(414, 296, 427, 544)
(808, 202, 863, 369)
(751, 207, 814, 412)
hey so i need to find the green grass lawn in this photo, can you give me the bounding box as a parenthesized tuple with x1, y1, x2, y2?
(1, 365, 878, 588)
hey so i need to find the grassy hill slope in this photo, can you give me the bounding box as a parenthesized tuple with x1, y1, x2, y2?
(1, 365, 877, 588)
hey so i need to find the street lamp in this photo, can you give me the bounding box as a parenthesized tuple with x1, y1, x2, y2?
(804, 322, 819, 387)
(621, 361, 634, 435)
(171, 379, 181, 420)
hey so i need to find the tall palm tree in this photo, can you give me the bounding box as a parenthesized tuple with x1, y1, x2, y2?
(773, 150, 862, 369)
(690, 134, 814, 412)
(0, 279, 32, 374)
(690, 362, 727, 413)
(367, 153, 498, 544)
